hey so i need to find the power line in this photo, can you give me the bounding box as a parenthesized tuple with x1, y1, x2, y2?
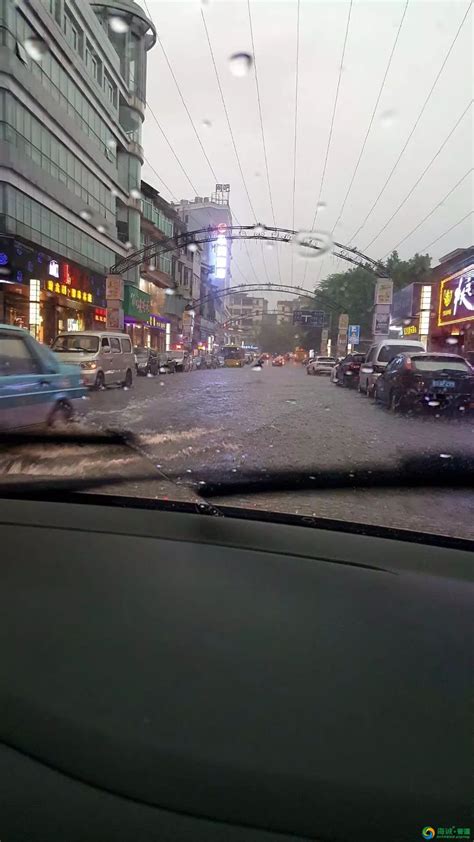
(331, 0, 410, 237)
(302, 0, 353, 287)
(348, 0, 473, 245)
(382, 168, 473, 258)
(247, 0, 282, 284)
(142, 2, 257, 288)
(146, 101, 199, 196)
(309, 0, 353, 232)
(201, 7, 271, 287)
(364, 100, 473, 251)
(143, 154, 178, 202)
(418, 211, 473, 254)
(201, 9, 258, 222)
(290, 0, 301, 285)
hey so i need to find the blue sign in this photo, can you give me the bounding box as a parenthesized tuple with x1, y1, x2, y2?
(348, 324, 360, 344)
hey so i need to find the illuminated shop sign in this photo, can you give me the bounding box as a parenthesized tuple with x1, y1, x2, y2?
(438, 265, 474, 327)
(0, 239, 106, 306)
(402, 323, 418, 337)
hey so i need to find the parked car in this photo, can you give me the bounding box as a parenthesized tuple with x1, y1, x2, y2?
(271, 355, 284, 367)
(134, 346, 159, 377)
(358, 339, 425, 397)
(168, 350, 189, 372)
(156, 353, 176, 374)
(0, 324, 86, 430)
(307, 356, 336, 375)
(52, 331, 135, 389)
(332, 353, 366, 387)
(374, 352, 474, 414)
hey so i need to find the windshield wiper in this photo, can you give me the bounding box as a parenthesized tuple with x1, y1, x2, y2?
(194, 454, 474, 498)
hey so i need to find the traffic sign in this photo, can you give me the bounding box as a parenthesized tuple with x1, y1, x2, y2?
(348, 324, 360, 344)
(293, 310, 328, 327)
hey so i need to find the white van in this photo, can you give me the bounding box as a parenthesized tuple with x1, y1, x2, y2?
(359, 339, 425, 397)
(52, 331, 135, 389)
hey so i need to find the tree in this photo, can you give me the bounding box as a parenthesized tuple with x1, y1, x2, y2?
(316, 252, 431, 337)
(257, 320, 298, 354)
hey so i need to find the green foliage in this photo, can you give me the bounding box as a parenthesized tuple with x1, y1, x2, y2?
(316, 251, 431, 336)
(257, 320, 298, 354)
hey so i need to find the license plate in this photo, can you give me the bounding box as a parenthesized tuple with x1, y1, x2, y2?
(432, 379, 455, 389)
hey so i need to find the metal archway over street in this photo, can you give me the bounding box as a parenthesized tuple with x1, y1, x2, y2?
(184, 282, 343, 316)
(110, 225, 389, 277)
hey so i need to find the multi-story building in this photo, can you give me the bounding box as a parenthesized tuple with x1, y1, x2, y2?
(174, 184, 231, 331)
(0, 0, 155, 342)
(226, 294, 268, 346)
(276, 299, 293, 324)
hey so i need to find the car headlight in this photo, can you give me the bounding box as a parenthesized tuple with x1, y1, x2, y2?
(80, 361, 97, 370)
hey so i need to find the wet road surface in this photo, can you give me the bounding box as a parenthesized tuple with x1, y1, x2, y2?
(1, 362, 473, 540)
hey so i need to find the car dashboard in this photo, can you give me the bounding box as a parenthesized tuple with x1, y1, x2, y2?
(0, 496, 472, 842)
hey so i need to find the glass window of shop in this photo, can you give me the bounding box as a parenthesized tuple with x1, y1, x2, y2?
(3, 186, 116, 276)
(1, 94, 114, 222)
(10, 9, 118, 155)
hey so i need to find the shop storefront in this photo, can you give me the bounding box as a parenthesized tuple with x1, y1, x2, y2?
(389, 282, 432, 348)
(124, 283, 171, 351)
(430, 263, 474, 357)
(0, 235, 106, 344)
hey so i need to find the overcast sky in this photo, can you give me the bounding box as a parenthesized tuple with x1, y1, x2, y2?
(139, 0, 473, 297)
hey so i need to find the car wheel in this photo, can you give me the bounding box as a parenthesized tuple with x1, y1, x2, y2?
(358, 379, 367, 395)
(94, 370, 105, 390)
(123, 369, 133, 388)
(48, 400, 72, 429)
(389, 390, 401, 412)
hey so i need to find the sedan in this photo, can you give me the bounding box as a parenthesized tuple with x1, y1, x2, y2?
(332, 353, 366, 387)
(375, 352, 474, 414)
(0, 324, 86, 431)
(307, 356, 336, 375)
(272, 356, 284, 367)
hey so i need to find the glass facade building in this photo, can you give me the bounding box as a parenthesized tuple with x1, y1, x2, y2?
(0, 0, 155, 341)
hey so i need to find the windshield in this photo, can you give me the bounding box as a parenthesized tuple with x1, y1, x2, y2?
(412, 357, 471, 373)
(1, 0, 473, 543)
(52, 335, 99, 353)
(378, 345, 422, 363)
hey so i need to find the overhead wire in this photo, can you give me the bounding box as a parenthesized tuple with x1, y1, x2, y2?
(247, 0, 283, 285)
(381, 168, 473, 258)
(363, 100, 473, 251)
(302, 0, 353, 286)
(348, 0, 473, 245)
(201, 6, 271, 287)
(418, 211, 473, 254)
(143, 154, 178, 203)
(141, 1, 256, 286)
(331, 0, 410, 238)
(290, 0, 301, 285)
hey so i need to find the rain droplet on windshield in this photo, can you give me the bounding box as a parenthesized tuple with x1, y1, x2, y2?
(188, 243, 197, 252)
(316, 201, 327, 212)
(106, 138, 117, 151)
(109, 15, 129, 33)
(229, 52, 253, 77)
(24, 37, 48, 61)
(293, 230, 333, 259)
(380, 109, 396, 127)
(165, 288, 175, 296)
(446, 336, 458, 345)
(201, 119, 212, 129)
(124, 241, 133, 249)
(96, 224, 107, 234)
(111, 187, 119, 197)
(79, 209, 92, 220)
(265, 242, 274, 250)
(253, 223, 266, 235)
(129, 188, 142, 200)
